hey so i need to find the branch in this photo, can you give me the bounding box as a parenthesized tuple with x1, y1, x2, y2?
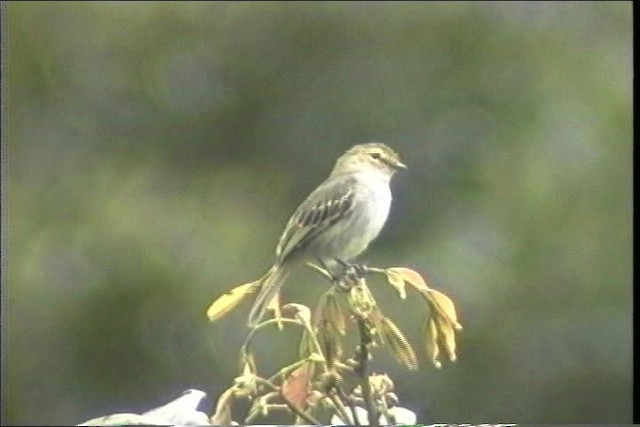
(355, 317, 379, 427)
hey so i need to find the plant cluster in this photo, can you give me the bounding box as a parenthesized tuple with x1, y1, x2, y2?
(206, 263, 462, 425)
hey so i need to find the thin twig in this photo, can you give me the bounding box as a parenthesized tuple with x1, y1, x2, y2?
(305, 262, 334, 280)
(279, 394, 321, 425)
(356, 317, 379, 427)
(267, 358, 309, 385)
(254, 377, 279, 392)
(242, 318, 302, 349)
(245, 379, 320, 425)
(328, 392, 356, 426)
(210, 386, 236, 425)
(335, 385, 361, 426)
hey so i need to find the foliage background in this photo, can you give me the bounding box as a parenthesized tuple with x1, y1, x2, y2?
(5, 1, 632, 424)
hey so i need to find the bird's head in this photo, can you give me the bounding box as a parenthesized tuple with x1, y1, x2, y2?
(332, 142, 406, 178)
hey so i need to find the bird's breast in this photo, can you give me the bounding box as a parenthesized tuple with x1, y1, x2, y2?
(368, 180, 392, 236)
(352, 171, 392, 242)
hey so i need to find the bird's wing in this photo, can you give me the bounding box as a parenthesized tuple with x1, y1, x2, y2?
(275, 177, 357, 262)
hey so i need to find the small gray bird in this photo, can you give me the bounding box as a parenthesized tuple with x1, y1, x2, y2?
(247, 142, 406, 327)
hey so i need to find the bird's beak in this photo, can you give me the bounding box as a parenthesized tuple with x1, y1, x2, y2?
(381, 156, 407, 171)
(394, 160, 407, 170)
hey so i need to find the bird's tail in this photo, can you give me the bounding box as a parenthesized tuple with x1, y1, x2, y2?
(247, 265, 291, 327)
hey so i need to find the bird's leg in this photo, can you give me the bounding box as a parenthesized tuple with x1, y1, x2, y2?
(317, 258, 351, 290)
(353, 262, 369, 277)
(317, 259, 369, 291)
(334, 259, 369, 287)
(335, 258, 369, 277)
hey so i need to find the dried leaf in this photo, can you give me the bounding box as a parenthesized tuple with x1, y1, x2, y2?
(283, 303, 312, 326)
(315, 292, 346, 336)
(313, 292, 330, 327)
(282, 362, 315, 409)
(325, 293, 346, 335)
(434, 316, 458, 362)
(318, 320, 343, 367)
(348, 282, 376, 318)
(380, 316, 418, 370)
(387, 267, 430, 293)
(207, 281, 260, 321)
(425, 289, 463, 330)
(384, 268, 407, 299)
(424, 318, 442, 369)
(368, 309, 386, 347)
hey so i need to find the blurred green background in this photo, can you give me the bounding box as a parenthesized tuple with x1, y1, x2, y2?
(5, 1, 632, 425)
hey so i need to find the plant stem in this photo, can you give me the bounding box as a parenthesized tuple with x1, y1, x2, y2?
(356, 317, 379, 427)
(245, 381, 320, 425)
(328, 392, 356, 426)
(280, 394, 321, 425)
(335, 385, 361, 426)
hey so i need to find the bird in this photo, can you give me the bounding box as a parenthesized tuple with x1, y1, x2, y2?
(247, 142, 406, 327)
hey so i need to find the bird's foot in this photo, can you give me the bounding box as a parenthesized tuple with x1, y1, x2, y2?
(334, 259, 369, 290)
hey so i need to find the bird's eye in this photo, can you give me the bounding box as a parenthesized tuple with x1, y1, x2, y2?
(370, 152, 382, 160)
